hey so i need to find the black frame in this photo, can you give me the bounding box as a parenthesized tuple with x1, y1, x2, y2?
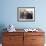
(17, 7, 35, 22)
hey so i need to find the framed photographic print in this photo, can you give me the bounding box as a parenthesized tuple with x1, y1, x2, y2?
(17, 7, 35, 22)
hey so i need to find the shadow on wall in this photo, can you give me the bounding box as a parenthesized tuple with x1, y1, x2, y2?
(0, 24, 7, 43)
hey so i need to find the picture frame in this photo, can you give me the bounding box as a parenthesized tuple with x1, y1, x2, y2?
(17, 7, 35, 22)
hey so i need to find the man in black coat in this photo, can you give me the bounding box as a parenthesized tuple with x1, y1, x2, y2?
(26, 12, 33, 19)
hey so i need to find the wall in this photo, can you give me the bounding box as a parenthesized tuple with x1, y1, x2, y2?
(0, 0, 46, 30)
(0, 0, 46, 43)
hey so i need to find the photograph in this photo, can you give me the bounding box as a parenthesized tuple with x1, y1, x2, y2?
(17, 7, 35, 22)
(0, 0, 45, 46)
